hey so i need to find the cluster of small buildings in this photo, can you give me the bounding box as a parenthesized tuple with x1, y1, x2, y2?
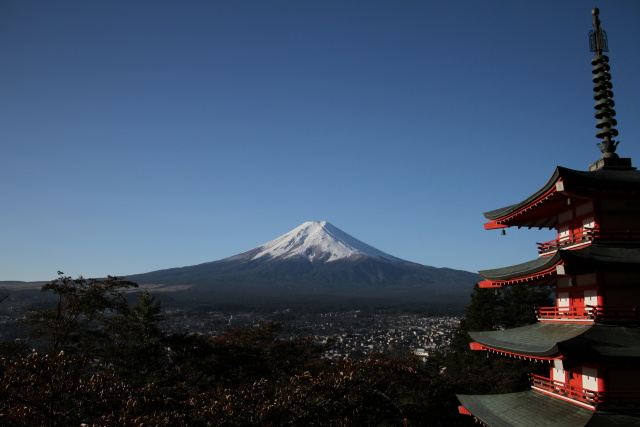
(160, 307, 460, 359)
(0, 299, 460, 360)
(301, 312, 459, 359)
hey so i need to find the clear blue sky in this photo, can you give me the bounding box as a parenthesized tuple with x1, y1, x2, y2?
(2, 1, 640, 282)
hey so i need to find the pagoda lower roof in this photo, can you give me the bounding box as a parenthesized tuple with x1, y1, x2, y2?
(484, 166, 640, 229)
(469, 323, 640, 360)
(479, 243, 640, 284)
(457, 390, 640, 427)
(559, 243, 640, 273)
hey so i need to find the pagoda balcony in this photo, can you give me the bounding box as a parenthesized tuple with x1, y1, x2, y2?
(531, 374, 640, 408)
(536, 306, 595, 322)
(537, 227, 640, 255)
(536, 305, 640, 322)
(531, 374, 598, 407)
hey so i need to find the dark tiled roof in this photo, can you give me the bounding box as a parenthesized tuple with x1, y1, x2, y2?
(562, 166, 640, 191)
(562, 324, 640, 360)
(483, 168, 563, 221)
(479, 254, 559, 281)
(457, 390, 640, 427)
(469, 323, 640, 359)
(469, 323, 591, 357)
(588, 408, 640, 427)
(484, 166, 640, 221)
(560, 244, 640, 272)
(457, 391, 594, 427)
(479, 244, 640, 281)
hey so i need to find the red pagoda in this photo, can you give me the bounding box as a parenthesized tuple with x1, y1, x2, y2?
(457, 9, 640, 426)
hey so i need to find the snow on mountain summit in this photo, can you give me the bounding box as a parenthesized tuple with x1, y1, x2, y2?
(248, 221, 403, 264)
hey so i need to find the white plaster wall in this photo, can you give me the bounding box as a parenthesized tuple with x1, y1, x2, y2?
(557, 292, 569, 308)
(584, 289, 598, 307)
(553, 360, 565, 382)
(582, 367, 599, 391)
(558, 225, 570, 241)
(582, 217, 595, 228)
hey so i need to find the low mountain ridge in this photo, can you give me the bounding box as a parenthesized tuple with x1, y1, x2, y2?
(126, 221, 479, 309)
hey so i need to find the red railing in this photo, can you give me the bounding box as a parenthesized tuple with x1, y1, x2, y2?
(536, 306, 594, 320)
(537, 228, 640, 254)
(537, 230, 593, 253)
(531, 374, 597, 406)
(537, 305, 640, 321)
(531, 374, 640, 407)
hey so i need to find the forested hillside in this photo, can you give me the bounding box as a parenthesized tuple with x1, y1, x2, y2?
(0, 275, 551, 426)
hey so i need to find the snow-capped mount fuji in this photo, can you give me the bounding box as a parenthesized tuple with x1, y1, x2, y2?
(127, 221, 479, 309)
(229, 221, 402, 264)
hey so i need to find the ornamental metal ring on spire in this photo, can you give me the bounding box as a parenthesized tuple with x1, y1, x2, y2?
(589, 7, 619, 159)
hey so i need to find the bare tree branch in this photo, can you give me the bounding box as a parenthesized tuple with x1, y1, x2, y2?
(0, 287, 9, 304)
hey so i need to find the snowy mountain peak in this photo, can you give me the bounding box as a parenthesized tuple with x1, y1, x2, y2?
(247, 221, 403, 264)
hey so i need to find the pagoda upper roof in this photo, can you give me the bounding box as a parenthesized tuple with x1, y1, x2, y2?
(469, 323, 640, 360)
(479, 253, 557, 284)
(484, 166, 640, 229)
(457, 391, 639, 427)
(479, 243, 640, 285)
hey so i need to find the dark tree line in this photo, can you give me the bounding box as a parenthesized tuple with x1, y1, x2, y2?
(0, 275, 551, 426)
(422, 283, 553, 420)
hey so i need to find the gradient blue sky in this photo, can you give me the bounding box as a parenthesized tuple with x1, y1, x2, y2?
(2, 1, 640, 282)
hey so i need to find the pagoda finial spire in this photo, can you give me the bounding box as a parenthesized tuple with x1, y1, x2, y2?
(589, 7, 619, 160)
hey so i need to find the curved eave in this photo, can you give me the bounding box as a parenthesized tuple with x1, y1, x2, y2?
(469, 342, 561, 361)
(468, 323, 592, 358)
(457, 391, 596, 426)
(483, 167, 563, 229)
(479, 244, 640, 286)
(457, 391, 622, 427)
(483, 166, 640, 229)
(484, 185, 564, 230)
(479, 253, 561, 286)
(469, 323, 640, 360)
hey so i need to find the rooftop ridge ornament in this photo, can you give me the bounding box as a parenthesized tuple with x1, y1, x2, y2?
(589, 8, 609, 53)
(587, 8, 634, 171)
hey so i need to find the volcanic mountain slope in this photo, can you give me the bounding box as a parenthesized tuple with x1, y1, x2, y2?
(127, 221, 479, 308)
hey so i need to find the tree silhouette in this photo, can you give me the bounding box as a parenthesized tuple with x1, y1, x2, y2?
(19, 273, 137, 358)
(443, 283, 552, 395)
(108, 290, 166, 386)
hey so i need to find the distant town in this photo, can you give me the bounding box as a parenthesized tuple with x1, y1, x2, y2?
(0, 292, 460, 358)
(160, 308, 460, 359)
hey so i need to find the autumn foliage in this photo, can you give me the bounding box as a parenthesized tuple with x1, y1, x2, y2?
(1, 274, 476, 426)
(1, 275, 546, 425)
